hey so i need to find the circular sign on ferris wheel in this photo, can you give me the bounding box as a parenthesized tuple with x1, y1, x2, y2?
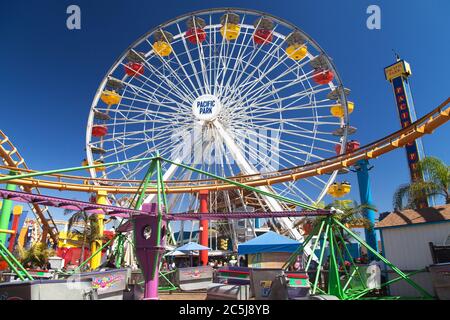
(192, 94, 222, 121)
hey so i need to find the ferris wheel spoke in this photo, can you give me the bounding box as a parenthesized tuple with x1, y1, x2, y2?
(215, 18, 256, 100)
(224, 28, 286, 103)
(122, 61, 192, 106)
(139, 52, 197, 103)
(229, 62, 316, 111)
(220, 22, 280, 100)
(240, 127, 327, 162)
(227, 40, 300, 106)
(96, 121, 185, 144)
(239, 86, 329, 113)
(186, 21, 212, 94)
(161, 25, 206, 97)
(121, 73, 187, 106)
(101, 129, 177, 160)
(235, 57, 315, 102)
(119, 82, 191, 112)
(232, 121, 337, 145)
(246, 101, 335, 116)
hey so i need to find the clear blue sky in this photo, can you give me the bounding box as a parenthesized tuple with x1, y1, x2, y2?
(0, 0, 449, 221)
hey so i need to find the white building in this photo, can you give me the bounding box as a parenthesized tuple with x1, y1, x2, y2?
(376, 204, 450, 297)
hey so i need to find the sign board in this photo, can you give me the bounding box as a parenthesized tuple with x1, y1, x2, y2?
(177, 266, 213, 291)
(386, 59, 428, 208)
(384, 60, 411, 82)
(248, 252, 291, 269)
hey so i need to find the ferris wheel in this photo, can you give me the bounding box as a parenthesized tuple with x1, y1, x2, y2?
(85, 8, 353, 238)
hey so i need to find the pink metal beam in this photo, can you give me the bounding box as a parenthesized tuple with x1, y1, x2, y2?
(0, 188, 331, 221)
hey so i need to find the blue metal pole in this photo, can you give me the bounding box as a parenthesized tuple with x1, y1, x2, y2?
(355, 159, 378, 260)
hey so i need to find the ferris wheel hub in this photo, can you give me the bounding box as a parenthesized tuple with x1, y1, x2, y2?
(192, 94, 222, 121)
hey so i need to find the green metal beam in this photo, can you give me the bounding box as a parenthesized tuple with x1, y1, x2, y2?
(0, 240, 34, 280)
(0, 156, 157, 182)
(282, 222, 320, 270)
(333, 218, 434, 299)
(162, 157, 318, 210)
(327, 224, 345, 298)
(133, 160, 157, 210)
(312, 222, 330, 294)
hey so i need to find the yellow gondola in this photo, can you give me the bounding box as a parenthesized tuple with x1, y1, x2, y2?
(327, 182, 351, 198)
(100, 90, 121, 106)
(286, 44, 308, 61)
(153, 41, 172, 57)
(330, 101, 355, 118)
(82, 159, 105, 172)
(220, 23, 240, 40)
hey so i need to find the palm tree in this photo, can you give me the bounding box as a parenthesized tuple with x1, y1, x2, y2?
(17, 243, 55, 269)
(64, 210, 102, 267)
(308, 200, 374, 248)
(393, 156, 449, 210)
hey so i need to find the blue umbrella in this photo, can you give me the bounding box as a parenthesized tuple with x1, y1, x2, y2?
(176, 242, 211, 252)
(175, 242, 211, 267)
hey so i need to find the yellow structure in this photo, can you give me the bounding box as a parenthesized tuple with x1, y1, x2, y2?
(153, 41, 173, 57)
(330, 101, 355, 118)
(327, 182, 351, 198)
(100, 90, 121, 106)
(13, 205, 23, 216)
(286, 44, 308, 61)
(220, 23, 240, 40)
(57, 231, 85, 248)
(90, 190, 107, 269)
(82, 159, 105, 172)
(384, 60, 412, 81)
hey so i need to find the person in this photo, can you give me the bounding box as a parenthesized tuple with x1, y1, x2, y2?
(229, 256, 237, 266)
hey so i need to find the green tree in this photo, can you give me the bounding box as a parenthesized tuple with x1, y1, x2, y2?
(17, 243, 55, 269)
(393, 157, 449, 210)
(309, 200, 373, 229)
(64, 210, 103, 268)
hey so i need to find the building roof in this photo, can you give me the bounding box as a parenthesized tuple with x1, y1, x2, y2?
(376, 204, 450, 229)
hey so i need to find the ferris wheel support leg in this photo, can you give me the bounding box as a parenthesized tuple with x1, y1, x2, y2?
(212, 120, 318, 260)
(199, 190, 209, 266)
(90, 190, 107, 270)
(355, 159, 378, 260)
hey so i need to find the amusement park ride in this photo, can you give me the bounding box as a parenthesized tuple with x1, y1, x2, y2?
(0, 8, 449, 300)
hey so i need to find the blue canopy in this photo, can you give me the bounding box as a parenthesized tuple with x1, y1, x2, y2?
(238, 231, 301, 255)
(175, 242, 211, 252)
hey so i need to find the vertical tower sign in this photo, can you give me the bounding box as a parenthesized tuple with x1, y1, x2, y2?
(384, 59, 429, 208)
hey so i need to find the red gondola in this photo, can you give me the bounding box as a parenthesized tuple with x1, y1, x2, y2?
(186, 28, 207, 44)
(312, 69, 334, 85)
(335, 140, 360, 155)
(124, 62, 144, 77)
(92, 125, 108, 137)
(254, 29, 273, 45)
